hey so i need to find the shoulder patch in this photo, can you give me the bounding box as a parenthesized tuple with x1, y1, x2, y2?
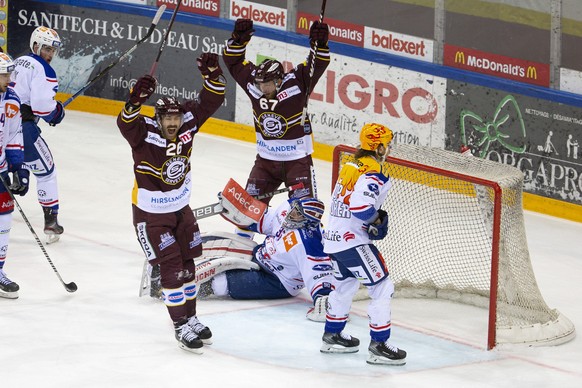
(4, 102, 20, 118)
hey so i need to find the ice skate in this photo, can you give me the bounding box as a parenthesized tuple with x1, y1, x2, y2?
(320, 331, 360, 353)
(367, 340, 407, 366)
(43, 207, 64, 244)
(175, 322, 204, 354)
(306, 295, 328, 322)
(0, 269, 20, 299)
(188, 316, 213, 345)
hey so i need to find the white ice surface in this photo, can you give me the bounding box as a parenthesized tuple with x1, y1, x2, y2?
(1, 110, 581, 388)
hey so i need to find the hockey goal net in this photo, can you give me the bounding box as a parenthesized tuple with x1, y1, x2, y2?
(332, 144, 575, 349)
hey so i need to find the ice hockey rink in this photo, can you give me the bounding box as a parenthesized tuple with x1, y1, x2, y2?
(2, 110, 582, 388)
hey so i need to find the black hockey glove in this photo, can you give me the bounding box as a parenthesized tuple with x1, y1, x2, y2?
(129, 75, 156, 106)
(197, 53, 223, 80)
(232, 18, 255, 45)
(309, 21, 329, 46)
(9, 168, 30, 196)
(367, 209, 388, 240)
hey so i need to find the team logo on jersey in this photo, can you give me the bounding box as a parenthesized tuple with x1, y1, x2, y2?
(4, 103, 19, 118)
(162, 156, 188, 185)
(258, 112, 288, 138)
(367, 183, 380, 196)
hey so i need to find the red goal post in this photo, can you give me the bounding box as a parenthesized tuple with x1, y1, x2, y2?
(331, 144, 575, 350)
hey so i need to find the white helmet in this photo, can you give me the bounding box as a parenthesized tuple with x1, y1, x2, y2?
(29, 26, 62, 56)
(0, 52, 15, 74)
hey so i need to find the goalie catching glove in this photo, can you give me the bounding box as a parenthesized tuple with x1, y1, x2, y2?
(367, 209, 389, 240)
(217, 179, 267, 229)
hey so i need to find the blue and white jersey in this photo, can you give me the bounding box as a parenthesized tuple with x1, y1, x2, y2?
(0, 87, 24, 172)
(323, 155, 392, 254)
(253, 200, 335, 298)
(11, 53, 58, 120)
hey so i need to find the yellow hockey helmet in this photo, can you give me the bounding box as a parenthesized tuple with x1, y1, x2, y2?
(359, 123, 393, 151)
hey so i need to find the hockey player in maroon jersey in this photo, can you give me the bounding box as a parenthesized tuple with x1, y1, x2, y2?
(116, 53, 225, 354)
(223, 18, 330, 207)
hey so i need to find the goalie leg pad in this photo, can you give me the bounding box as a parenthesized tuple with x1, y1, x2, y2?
(199, 231, 257, 261)
(306, 295, 328, 322)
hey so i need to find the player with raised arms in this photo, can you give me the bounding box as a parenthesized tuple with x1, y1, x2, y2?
(116, 53, 226, 354)
(222, 17, 330, 237)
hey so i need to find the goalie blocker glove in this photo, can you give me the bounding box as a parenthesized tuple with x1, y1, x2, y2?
(367, 209, 388, 240)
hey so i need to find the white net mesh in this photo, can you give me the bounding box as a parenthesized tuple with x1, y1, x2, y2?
(333, 144, 575, 348)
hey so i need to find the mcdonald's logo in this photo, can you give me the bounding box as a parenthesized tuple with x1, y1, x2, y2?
(526, 66, 537, 79)
(454, 51, 465, 64)
(297, 17, 309, 30)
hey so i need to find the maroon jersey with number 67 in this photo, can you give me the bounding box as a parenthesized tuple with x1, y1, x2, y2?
(223, 39, 330, 162)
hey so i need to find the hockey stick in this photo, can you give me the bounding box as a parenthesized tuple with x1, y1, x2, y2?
(0, 175, 77, 293)
(62, 5, 166, 108)
(300, 0, 328, 126)
(149, 0, 182, 76)
(192, 182, 305, 220)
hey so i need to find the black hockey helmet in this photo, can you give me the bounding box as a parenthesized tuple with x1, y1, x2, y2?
(155, 97, 184, 139)
(255, 59, 284, 83)
(155, 97, 183, 117)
